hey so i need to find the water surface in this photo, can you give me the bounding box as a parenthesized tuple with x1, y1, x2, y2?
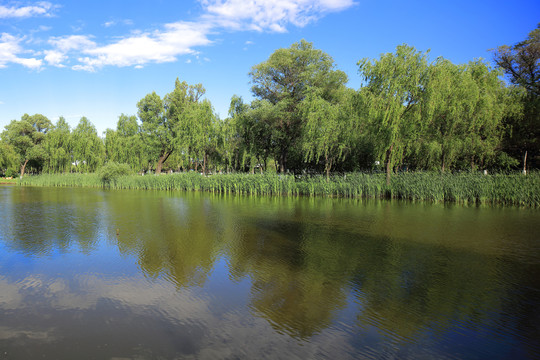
(0, 186, 539, 359)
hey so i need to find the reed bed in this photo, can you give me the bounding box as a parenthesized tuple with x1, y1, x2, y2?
(18, 171, 540, 207)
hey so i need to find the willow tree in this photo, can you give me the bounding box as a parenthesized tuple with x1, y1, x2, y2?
(43, 116, 72, 173)
(0, 142, 18, 176)
(358, 45, 429, 184)
(493, 24, 540, 170)
(250, 39, 348, 173)
(105, 114, 146, 172)
(138, 78, 205, 174)
(461, 60, 507, 170)
(71, 117, 104, 172)
(240, 99, 278, 173)
(219, 95, 248, 172)
(302, 87, 355, 180)
(163, 79, 213, 174)
(1, 114, 52, 178)
(415, 59, 474, 171)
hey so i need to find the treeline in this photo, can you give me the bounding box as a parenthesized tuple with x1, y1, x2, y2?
(1, 26, 538, 181)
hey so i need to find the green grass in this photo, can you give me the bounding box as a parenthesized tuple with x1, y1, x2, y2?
(0, 177, 18, 184)
(18, 171, 540, 207)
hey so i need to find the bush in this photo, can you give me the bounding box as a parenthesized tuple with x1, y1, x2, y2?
(97, 162, 133, 183)
(5, 168, 18, 178)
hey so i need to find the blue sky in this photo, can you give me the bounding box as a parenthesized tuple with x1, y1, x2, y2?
(0, 0, 538, 135)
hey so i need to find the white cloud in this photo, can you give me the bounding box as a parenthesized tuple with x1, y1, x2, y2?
(49, 35, 96, 52)
(103, 19, 134, 28)
(0, 33, 42, 69)
(0, 0, 355, 71)
(200, 0, 355, 32)
(44, 35, 96, 67)
(44, 50, 66, 67)
(0, 1, 57, 19)
(76, 21, 212, 70)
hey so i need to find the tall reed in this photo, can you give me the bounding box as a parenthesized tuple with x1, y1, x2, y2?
(18, 171, 540, 207)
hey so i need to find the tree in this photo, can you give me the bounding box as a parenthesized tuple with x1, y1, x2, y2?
(1, 114, 52, 178)
(218, 96, 246, 173)
(460, 60, 507, 170)
(250, 39, 348, 173)
(71, 117, 104, 172)
(241, 99, 277, 173)
(302, 87, 356, 180)
(138, 78, 206, 174)
(0, 142, 18, 176)
(358, 45, 429, 184)
(178, 99, 217, 175)
(43, 117, 72, 173)
(105, 114, 147, 172)
(492, 24, 540, 96)
(493, 24, 540, 170)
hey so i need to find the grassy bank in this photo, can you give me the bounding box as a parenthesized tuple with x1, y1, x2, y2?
(18, 172, 540, 207)
(0, 177, 18, 184)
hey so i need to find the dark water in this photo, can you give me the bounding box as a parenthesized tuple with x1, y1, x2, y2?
(0, 185, 539, 359)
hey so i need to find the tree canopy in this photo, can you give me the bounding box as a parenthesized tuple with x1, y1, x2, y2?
(2, 32, 538, 178)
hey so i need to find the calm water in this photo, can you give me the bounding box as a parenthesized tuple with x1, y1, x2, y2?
(0, 185, 539, 359)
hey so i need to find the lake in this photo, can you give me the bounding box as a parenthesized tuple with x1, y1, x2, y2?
(0, 185, 539, 359)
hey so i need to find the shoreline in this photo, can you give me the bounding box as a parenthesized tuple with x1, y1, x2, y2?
(16, 172, 540, 207)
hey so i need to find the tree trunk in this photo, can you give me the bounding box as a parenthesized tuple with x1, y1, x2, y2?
(386, 144, 393, 186)
(325, 154, 332, 182)
(523, 151, 528, 175)
(202, 152, 207, 176)
(279, 149, 287, 174)
(20, 159, 29, 179)
(155, 151, 171, 174)
(441, 148, 445, 173)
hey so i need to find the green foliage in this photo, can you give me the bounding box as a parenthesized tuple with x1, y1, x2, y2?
(250, 39, 348, 172)
(97, 161, 133, 183)
(43, 117, 72, 173)
(0, 142, 18, 175)
(19, 171, 540, 207)
(1, 113, 52, 177)
(493, 24, 540, 169)
(5, 33, 540, 182)
(105, 114, 148, 172)
(138, 78, 212, 174)
(358, 45, 430, 184)
(71, 117, 104, 173)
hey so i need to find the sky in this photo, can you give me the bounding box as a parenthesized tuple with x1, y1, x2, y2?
(0, 0, 538, 135)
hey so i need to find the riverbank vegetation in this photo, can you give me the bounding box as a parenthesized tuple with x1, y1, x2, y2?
(18, 171, 540, 207)
(2, 25, 539, 201)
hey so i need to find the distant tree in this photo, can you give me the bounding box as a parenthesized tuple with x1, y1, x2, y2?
(0, 142, 18, 176)
(493, 24, 540, 170)
(138, 78, 206, 174)
(105, 114, 147, 172)
(493, 24, 540, 96)
(71, 117, 104, 172)
(241, 99, 278, 173)
(358, 45, 429, 184)
(250, 39, 348, 173)
(460, 60, 507, 170)
(302, 87, 356, 180)
(218, 96, 246, 172)
(43, 117, 72, 173)
(177, 99, 217, 175)
(418, 59, 507, 172)
(1, 114, 52, 178)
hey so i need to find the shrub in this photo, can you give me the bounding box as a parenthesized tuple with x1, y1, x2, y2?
(97, 162, 133, 183)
